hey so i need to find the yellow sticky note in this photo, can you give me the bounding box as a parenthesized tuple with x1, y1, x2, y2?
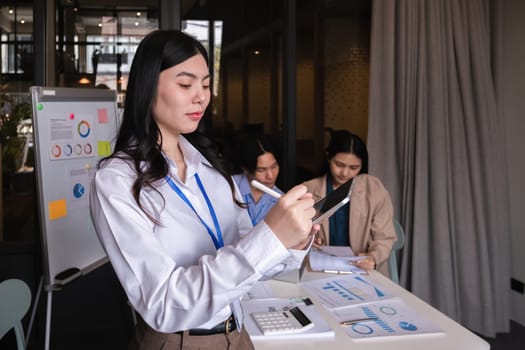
(97, 141, 112, 156)
(49, 199, 67, 220)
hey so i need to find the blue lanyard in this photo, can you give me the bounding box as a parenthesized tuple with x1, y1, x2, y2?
(244, 194, 257, 227)
(166, 174, 224, 249)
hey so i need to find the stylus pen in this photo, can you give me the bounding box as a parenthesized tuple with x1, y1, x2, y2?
(251, 180, 282, 199)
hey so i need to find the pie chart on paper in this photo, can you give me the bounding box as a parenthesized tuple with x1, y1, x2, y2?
(399, 321, 418, 331)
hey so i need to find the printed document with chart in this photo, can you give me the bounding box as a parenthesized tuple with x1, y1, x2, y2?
(300, 274, 443, 339)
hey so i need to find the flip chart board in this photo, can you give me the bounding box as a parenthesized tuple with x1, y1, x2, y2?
(30, 86, 118, 287)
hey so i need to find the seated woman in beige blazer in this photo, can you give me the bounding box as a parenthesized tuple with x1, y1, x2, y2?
(303, 129, 397, 278)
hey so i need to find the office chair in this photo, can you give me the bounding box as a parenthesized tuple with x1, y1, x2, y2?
(0, 279, 32, 350)
(389, 220, 406, 284)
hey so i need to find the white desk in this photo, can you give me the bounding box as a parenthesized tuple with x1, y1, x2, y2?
(251, 271, 489, 350)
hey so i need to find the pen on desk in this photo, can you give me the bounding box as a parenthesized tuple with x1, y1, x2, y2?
(323, 269, 353, 275)
(251, 180, 282, 199)
(340, 317, 378, 326)
(323, 269, 369, 275)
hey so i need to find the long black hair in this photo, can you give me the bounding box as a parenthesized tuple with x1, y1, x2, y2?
(100, 30, 240, 220)
(321, 128, 369, 175)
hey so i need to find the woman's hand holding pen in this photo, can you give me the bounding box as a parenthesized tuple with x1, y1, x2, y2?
(264, 184, 318, 249)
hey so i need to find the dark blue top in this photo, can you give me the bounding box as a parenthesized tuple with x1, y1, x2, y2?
(327, 176, 350, 246)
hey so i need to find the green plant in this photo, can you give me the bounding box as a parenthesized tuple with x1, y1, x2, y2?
(1, 91, 32, 176)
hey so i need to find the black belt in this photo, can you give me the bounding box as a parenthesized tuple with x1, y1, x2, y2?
(180, 315, 237, 336)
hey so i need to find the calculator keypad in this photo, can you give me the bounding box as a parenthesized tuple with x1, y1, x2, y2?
(251, 307, 314, 335)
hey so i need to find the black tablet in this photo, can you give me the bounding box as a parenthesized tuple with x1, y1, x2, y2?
(312, 178, 354, 224)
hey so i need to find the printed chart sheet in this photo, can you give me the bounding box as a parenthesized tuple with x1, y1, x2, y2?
(300, 275, 443, 339)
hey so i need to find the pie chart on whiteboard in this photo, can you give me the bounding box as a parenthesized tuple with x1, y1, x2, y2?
(73, 183, 85, 198)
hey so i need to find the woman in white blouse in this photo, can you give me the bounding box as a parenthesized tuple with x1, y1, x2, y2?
(90, 30, 317, 350)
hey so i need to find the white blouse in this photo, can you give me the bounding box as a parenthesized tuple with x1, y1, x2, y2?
(90, 136, 306, 332)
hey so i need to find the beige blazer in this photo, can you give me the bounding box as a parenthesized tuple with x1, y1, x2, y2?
(303, 174, 397, 277)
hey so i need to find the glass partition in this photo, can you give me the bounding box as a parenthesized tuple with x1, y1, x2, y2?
(56, 4, 159, 98)
(1, 2, 34, 243)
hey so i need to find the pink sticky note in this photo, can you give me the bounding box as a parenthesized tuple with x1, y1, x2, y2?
(97, 108, 108, 124)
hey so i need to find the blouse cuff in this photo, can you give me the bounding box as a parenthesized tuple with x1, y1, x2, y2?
(236, 221, 290, 273)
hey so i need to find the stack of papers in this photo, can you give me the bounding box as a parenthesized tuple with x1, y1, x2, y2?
(300, 275, 443, 339)
(308, 247, 367, 274)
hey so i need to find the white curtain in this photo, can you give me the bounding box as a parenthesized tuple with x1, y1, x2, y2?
(367, 0, 511, 337)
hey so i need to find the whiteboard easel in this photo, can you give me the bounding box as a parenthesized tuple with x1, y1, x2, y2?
(29, 86, 118, 350)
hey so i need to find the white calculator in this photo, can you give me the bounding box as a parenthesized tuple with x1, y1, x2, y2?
(251, 306, 314, 335)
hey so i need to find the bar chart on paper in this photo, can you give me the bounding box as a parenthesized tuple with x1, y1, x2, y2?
(300, 275, 391, 309)
(332, 297, 444, 339)
(300, 275, 443, 340)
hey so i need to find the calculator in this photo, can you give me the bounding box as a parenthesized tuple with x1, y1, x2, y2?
(251, 306, 314, 335)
